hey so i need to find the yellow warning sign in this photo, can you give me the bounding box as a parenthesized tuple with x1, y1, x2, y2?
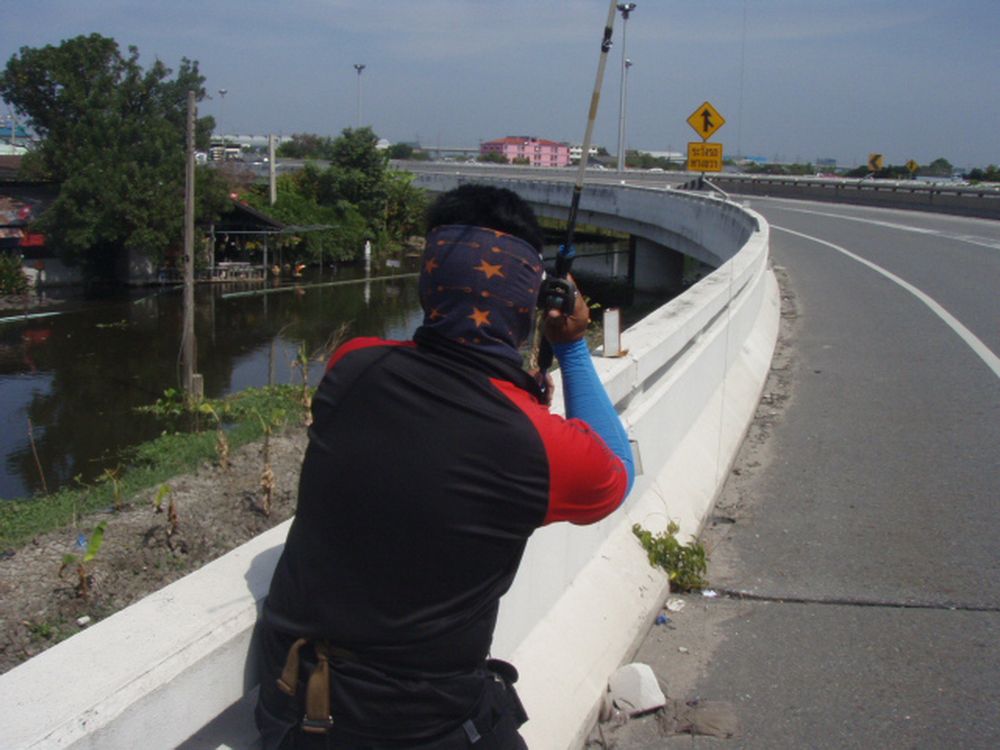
(687, 142, 723, 172)
(687, 101, 726, 141)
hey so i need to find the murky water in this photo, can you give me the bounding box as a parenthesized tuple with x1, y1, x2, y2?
(1, 244, 662, 500)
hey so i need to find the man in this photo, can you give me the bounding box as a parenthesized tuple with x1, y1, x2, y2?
(256, 184, 634, 749)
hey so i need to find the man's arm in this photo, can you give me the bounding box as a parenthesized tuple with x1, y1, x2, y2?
(544, 279, 635, 495)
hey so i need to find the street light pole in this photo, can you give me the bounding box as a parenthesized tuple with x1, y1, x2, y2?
(353, 64, 366, 127)
(217, 88, 227, 144)
(616, 3, 636, 173)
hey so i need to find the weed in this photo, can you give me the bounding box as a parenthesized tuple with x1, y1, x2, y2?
(101, 467, 124, 511)
(196, 403, 229, 470)
(25, 617, 71, 644)
(27, 418, 48, 494)
(152, 483, 172, 513)
(59, 521, 107, 600)
(167, 495, 179, 539)
(632, 521, 708, 593)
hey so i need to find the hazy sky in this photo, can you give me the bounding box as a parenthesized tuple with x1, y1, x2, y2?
(3, 1, 998, 168)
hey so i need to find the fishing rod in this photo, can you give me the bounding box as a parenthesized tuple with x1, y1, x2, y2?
(536, 0, 618, 397)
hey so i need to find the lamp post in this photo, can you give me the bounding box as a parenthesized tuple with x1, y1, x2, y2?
(616, 3, 636, 173)
(217, 89, 228, 144)
(353, 64, 366, 127)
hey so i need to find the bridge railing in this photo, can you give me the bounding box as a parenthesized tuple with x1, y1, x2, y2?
(0, 177, 779, 750)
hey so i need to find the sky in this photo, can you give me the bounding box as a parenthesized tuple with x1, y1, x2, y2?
(2, 1, 998, 169)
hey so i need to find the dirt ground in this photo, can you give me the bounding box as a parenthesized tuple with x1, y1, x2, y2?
(0, 426, 309, 676)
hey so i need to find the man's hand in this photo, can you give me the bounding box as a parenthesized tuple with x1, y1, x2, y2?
(542, 274, 590, 345)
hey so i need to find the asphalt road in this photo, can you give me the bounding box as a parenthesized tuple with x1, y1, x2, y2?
(599, 199, 1000, 749)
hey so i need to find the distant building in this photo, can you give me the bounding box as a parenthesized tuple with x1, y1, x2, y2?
(480, 136, 570, 167)
(642, 150, 685, 163)
(208, 142, 243, 162)
(569, 144, 599, 162)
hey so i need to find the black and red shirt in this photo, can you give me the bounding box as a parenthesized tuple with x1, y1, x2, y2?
(261, 328, 628, 736)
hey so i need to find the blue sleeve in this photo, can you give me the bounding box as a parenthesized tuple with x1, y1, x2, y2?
(552, 338, 635, 495)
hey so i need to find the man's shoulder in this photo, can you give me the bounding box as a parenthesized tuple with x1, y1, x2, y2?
(325, 337, 415, 371)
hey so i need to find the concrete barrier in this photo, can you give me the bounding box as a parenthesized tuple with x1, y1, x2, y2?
(0, 179, 779, 749)
(708, 174, 1000, 220)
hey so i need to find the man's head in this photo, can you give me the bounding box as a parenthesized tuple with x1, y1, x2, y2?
(418, 185, 545, 363)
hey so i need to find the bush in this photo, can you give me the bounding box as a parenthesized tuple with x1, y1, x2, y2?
(632, 521, 708, 592)
(0, 253, 30, 295)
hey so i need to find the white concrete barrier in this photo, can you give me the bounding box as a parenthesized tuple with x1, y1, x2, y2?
(0, 179, 778, 749)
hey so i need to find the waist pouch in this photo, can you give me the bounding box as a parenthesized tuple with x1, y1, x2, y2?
(257, 634, 527, 749)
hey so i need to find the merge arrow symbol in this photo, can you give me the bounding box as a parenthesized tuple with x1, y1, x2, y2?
(700, 108, 713, 134)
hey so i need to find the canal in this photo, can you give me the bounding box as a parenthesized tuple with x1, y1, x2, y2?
(1, 244, 666, 501)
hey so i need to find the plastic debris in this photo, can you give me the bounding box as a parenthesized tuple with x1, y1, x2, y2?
(678, 646, 689, 654)
(608, 663, 666, 716)
(76, 616, 91, 627)
(665, 598, 686, 612)
(702, 589, 719, 598)
(655, 613, 671, 626)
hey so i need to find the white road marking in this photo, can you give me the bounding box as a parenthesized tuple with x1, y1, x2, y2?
(772, 225, 1000, 379)
(757, 201, 1000, 251)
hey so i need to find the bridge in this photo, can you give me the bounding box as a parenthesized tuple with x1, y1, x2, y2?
(2, 168, 997, 748)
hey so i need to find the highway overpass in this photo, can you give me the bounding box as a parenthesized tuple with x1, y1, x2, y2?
(2, 168, 997, 748)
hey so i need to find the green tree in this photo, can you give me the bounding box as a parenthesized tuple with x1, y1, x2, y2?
(478, 152, 508, 165)
(387, 143, 414, 160)
(0, 34, 220, 277)
(247, 129, 427, 261)
(244, 171, 368, 263)
(276, 133, 337, 161)
(925, 158, 953, 177)
(384, 170, 428, 244)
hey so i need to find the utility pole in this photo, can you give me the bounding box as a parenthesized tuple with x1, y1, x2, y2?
(268, 133, 277, 206)
(217, 88, 228, 144)
(616, 3, 637, 173)
(353, 64, 366, 127)
(182, 90, 202, 401)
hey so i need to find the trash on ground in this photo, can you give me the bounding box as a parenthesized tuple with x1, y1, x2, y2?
(702, 589, 718, 598)
(655, 613, 671, 625)
(665, 598, 686, 612)
(607, 662, 666, 717)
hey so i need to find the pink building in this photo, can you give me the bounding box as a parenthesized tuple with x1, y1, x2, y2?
(480, 136, 571, 167)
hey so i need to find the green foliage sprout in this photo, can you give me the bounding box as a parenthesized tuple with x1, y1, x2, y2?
(632, 522, 708, 593)
(59, 520, 107, 599)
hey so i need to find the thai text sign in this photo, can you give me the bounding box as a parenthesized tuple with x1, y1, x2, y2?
(687, 142, 723, 172)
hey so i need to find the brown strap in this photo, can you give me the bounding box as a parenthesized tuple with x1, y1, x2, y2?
(276, 637, 309, 696)
(302, 641, 333, 734)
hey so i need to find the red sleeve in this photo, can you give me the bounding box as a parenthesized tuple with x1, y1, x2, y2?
(326, 337, 414, 371)
(491, 379, 628, 526)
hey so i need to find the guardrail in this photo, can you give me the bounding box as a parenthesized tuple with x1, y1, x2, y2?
(0, 178, 779, 749)
(706, 174, 1000, 220)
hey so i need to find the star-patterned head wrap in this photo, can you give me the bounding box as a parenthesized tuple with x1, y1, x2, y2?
(417, 224, 544, 363)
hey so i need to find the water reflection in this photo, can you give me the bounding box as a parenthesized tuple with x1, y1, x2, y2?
(1, 265, 423, 500)
(1, 243, 660, 500)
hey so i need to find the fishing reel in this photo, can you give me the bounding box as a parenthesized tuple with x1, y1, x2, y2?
(537, 274, 578, 316)
(537, 244, 578, 316)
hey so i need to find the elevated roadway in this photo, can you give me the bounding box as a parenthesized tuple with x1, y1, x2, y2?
(612, 198, 1000, 748)
(3, 169, 997, 748)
